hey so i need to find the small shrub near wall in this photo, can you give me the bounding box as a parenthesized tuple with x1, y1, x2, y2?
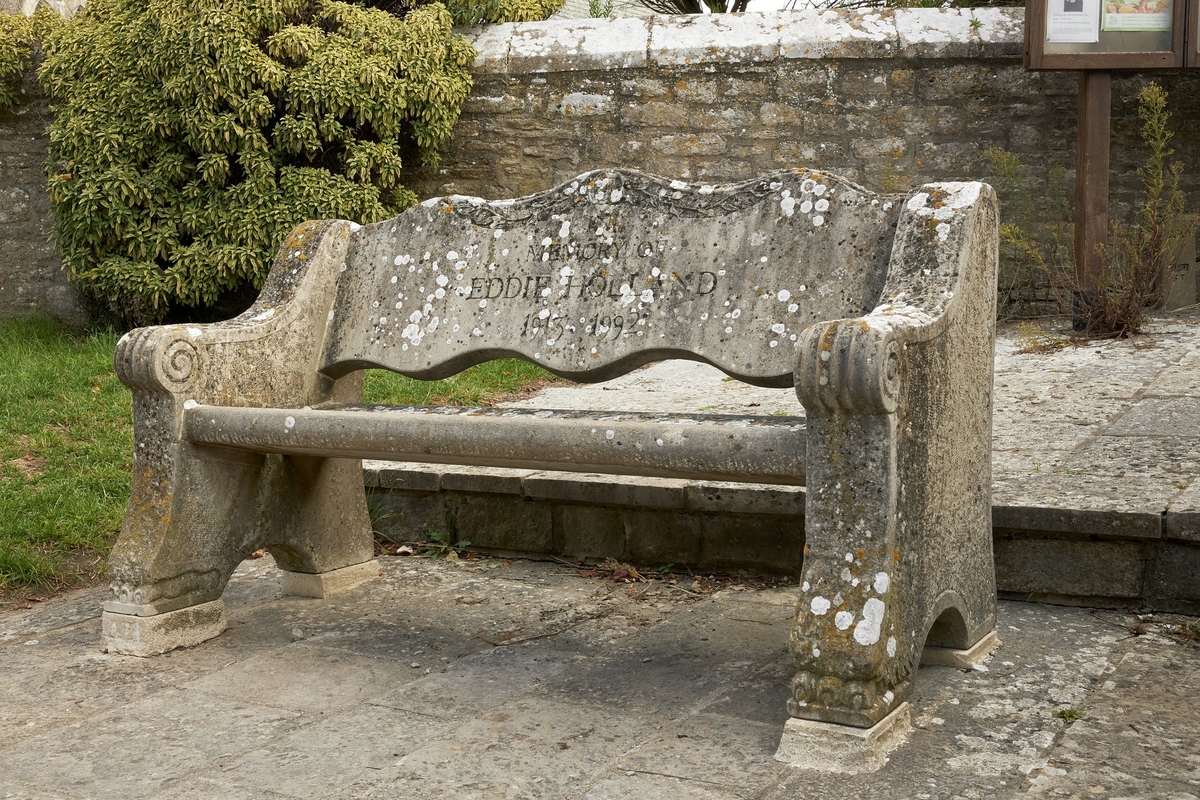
(38, 0, 476, 326)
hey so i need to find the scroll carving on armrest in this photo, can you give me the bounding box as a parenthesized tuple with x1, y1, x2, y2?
(114, 326, 202, 395)
(795, 322, 901, 418)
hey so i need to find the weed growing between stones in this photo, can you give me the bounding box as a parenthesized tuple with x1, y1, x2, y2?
(987, 83, 1197, 336)
(1082, 82, 1199, 338)
(418, 526, 471, 560)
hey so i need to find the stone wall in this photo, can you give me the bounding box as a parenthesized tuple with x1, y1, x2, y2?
(406, 9, 1200, 315)
(0, 86, 81, 325)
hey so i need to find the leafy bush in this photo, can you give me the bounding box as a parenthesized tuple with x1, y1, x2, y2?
(39, 0, 475, 326)
(443, 0, 564, 24)
(0, 9, 63, 112)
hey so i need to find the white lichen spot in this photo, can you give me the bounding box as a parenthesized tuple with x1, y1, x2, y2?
(479, 299, 488, 309)
(781, 196, 796, 216)
(874, 572, 890, 594)
(844, 552, 854, 562)
(605, 429, 615, 440)
(800, 200, 813, 214)
(284, 415, 295, 429)
(812, 647, 820, 657)
(801, 581, 810, 592)
(610, 188, 623, 203)
(538, 309, 550, 320)
(815, 198, 830, 212)
(186, 327, 203, 338)
(640, 289, 655, 303)
(182, 399, 198, 410)
(886, 636, 897, 657)
(559, 220, 571, 238)
(812, 215, 825, 227)
(810, 596, 831, 615)
(853, 598, 886, 646)
(770, 323, 786, 335)
(841, 567, 852, 582)
(834, 610, 854, 631)
(656, 438, 664, 446)
(493, 229, 503, 239)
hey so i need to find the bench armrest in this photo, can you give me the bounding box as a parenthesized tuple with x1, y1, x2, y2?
(795, 182, 998, 417)
(114, 220, 356, 409)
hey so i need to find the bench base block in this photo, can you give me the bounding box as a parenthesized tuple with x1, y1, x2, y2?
(101, 599, 227, 657)
(920, 630, 1001, 669)
(280, 559, 380, 599)
(774, 702, 911, 774)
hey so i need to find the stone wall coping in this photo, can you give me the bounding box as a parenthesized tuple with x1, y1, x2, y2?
(461, 7, 1025, 74)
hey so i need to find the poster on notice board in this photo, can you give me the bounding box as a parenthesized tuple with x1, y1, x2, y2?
(1046, 0, 1102, 41)
(1102, 0, 1172, 30)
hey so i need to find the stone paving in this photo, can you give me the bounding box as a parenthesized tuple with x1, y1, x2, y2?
(1, 554, 1197, 799)
(2, 314, 1199, 798)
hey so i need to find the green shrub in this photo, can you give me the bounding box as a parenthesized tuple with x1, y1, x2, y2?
(0, 9, 63, 112)
(442, 0, 564, 24)
(39, 0, 475, 326)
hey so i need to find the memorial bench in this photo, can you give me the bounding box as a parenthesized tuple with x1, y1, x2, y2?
(104, 168, 999, 767)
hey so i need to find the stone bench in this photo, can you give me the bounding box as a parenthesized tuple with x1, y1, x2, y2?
(104, 168, 999, 769)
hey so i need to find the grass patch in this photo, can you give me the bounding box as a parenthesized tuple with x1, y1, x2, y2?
(364, 360, 558, 406)
(0, 316, 131, 593)
(0, 319, 557, 595)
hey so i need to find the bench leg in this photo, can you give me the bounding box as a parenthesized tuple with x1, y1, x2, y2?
(784, 410, 996, 753)
(786, 413, 915, 731)
(103, 404, 374, 655)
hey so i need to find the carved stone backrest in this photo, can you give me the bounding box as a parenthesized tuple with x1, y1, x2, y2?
(321, 169, 902, 388)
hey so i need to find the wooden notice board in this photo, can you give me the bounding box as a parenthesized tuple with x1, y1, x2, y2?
(1025, 0, 1194, 69)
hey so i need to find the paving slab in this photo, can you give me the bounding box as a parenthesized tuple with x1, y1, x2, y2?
(1, 554, 1197, 799)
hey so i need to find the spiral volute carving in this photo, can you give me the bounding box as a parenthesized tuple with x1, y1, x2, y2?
(795, 321, 902, 417)
(114, 326, 200, 393)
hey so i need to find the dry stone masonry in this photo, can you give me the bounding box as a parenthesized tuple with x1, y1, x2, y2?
(105, 167, 1000, 769)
